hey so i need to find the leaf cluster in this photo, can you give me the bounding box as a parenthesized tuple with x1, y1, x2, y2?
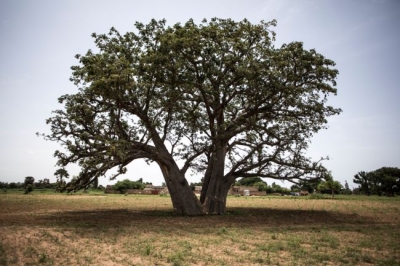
(354, 167, 400, 196)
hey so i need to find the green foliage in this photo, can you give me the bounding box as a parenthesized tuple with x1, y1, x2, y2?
(24, 184, 34, 194)
(268, 182, 291, 194)
(7, 182, 21, 189)
(113, 178, 145, 193)
(317, 172, 342, 197)
(237, 177, 265, 187)
(235, 177, 271, 192)
(253, 181, 268, 191)
(297, 179, 322, 193)
(54, 169, 69, 180)
(0, 182, 8, 189)
(353, 167, 400, 196)
(308, 193, 329, 199)
(24, 176, 35, 187)
(190, 181, 203, 191)
(41, 18, 341, 214)
(89, 177, 99, 189)
(341, 180, 352, 195)
(38, 253, 50, 264)
(0, 242, 6, 266)
(353, 171, 371, 195)
(23, 176, 35, 194)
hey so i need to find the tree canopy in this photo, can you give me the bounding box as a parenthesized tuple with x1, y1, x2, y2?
(354, 167, 400, 196)
(24, 176, 35, 187)
(317, 172, 342, 198)
(113, 178, 145, 193)
(41, 18, 341, 215)
(24, 176, 35, 194)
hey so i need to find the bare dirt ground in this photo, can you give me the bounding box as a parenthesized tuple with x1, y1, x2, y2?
(1, 193, 399, 265)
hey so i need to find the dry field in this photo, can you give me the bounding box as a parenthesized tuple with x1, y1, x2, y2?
(0, 192, 399, 265)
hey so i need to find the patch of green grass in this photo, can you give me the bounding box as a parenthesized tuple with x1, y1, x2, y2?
(24, 245, 38, 258)
(140, 242, 154, 256)
(0, 242, 7, 266)
(376, 257, 400, 266)
(267, 241, 285, 252)
(167, 251, 186, 266)
(38, 253, 52, 264)
(286, 235, 302, 250)
(217, 226, 228, 235)
(251, 252, 271, 264)
(317, 231, 339, 248)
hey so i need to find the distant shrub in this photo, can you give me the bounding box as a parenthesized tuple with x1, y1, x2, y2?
(308, 193, 329, 199)
(113, 179, 145, 194)
(24, 185, 33, 194)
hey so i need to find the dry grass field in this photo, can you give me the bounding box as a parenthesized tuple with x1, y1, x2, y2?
(1, 191, 399, 265)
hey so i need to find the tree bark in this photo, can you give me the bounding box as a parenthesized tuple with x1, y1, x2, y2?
(148, 124, 205, 215)
(202, 177, 232, 214)
(201, 143, 233, 214)
(200, 153, 214, 204)
(158, 160, 205, 215)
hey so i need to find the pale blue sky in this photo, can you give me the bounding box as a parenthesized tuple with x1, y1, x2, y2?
(0, 0, 399, 188)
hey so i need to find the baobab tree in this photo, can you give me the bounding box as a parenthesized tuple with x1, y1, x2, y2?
(41, 18, 341, 215)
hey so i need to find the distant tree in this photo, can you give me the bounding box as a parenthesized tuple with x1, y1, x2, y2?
(0, 182, 8, 189)
(281, 187, 291, 195)
(253, 181, 268, 191)
(353, 171, 371, 196)
(353, 167, 400, 196)
(352, 187, 361, 195)
(35, 179, 43, 189)
(54, 169, 69, 191)
(342, 180, 352, 195)
(317, 173, 342, 198)
(372, 167, 400, 197)
(268, 182, 290, 195)
(271, 182, 280, 193)
(90, 177, 99, 189)
(113, 178, 145, 194)
(291, 184, 300, 192)
(237, 177, 265, 187)
(294, 178, 322, 193)
(24, 176, 35, 187)
(190, 181, 203, 191)
(24, 176, 35, 194)
(8, 182, 17, 189)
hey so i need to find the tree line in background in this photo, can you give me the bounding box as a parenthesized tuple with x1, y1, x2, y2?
(0, 176, 148, 195)
(1, 166, 399, 197)
(230, 174, 347, 197)
(353, 167, 400, 197)
(0, 176, 105, 194)
(241, 166, 400, 197)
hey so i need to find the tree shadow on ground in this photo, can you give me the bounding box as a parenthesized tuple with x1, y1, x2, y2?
(1, 207, 377, 231)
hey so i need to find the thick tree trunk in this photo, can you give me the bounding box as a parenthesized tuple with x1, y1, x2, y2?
(149, 126, 205, 215)
(201, 143, 232, 214)
(200, 153, 214, 204)
(202, 177, 232, 214)
(158, 161, 205, 215)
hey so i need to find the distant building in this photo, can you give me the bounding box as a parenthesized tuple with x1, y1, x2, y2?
(229, 186, 266, 196)
(104, 185, 168, 195)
